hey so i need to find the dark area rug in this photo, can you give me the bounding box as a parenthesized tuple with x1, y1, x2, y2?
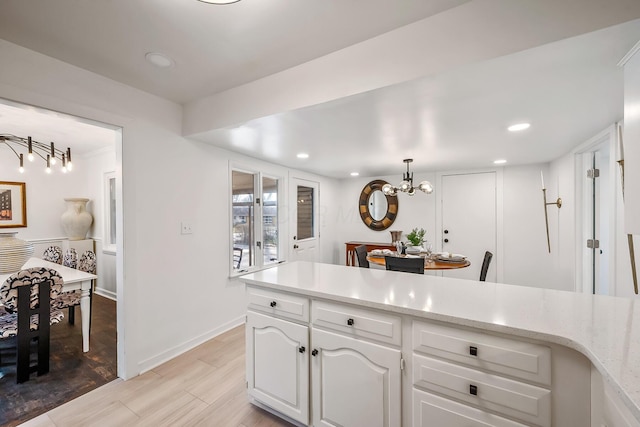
(0, 295, 117, 427)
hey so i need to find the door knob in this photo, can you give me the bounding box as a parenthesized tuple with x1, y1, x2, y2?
(299, 346, 306, 353)
(312, 349, 318, 356)
(470, 384, 478, 396)
(444, 239, 449, 243)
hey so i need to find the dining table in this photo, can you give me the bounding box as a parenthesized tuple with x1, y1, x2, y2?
(0, 257, 97, 352)
(367, 253, 471, 270)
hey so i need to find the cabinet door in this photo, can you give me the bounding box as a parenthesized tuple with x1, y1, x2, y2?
(246, 311, 309, 425)
(311, 328, 401, 427)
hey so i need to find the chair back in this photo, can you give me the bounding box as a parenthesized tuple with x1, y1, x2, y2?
(0, 267, 64, 313)
(354, 245, 369, 268)
(78, 250, 97, 274)
(233, 247, 243, 269)
(62, 248, 78, 269)
(0, 267, 64, 383)
(479, 251, 493, 282)
(385, 256, 424, 274)
(42, 246, 63, 264)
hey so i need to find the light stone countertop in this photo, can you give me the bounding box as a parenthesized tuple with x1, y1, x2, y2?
(241, 261, 640, 421)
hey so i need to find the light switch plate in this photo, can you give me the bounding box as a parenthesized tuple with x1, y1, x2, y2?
(181, 221, 193, 235)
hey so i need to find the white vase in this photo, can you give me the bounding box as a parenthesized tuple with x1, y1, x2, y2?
(61, 198, 93, 241)
(0, 232, 34, 274)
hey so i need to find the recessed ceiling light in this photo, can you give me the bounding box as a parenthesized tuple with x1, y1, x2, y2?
(350, 172, 359, 177)
(494, 159, 507, 164)
(508, 123, 530, 132)
(145, 52, 174, 68)
(197, 0, 241, 3)
(297, 153, 309, 159)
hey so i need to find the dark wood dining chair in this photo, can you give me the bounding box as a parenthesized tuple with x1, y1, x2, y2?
(384, 256, 424, 274)
(479, 251, 493, 281)
(233, 247, 243, 270)
(0, 267, 65, 383)
(354, 245, 369, 268)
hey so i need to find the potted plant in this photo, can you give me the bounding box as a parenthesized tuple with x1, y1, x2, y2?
(405, 228, 426, 252)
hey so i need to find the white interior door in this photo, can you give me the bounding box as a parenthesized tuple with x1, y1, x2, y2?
(581, 145, 611, 295)
(441, 172, 497, 281)
(290, 177, 320, 262)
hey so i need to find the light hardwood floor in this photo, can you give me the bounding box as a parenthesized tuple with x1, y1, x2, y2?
(20, 326, 293, 427)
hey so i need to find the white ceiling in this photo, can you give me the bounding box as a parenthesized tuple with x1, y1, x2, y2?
(0, 0, 469, 104)
(195, 20, 640, 177)
(1, 1, 640, 178)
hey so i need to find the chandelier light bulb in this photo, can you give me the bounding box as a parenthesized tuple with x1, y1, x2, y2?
(418, 181, 433, 194)
(67, 161, 73, 171)
(399, 180, 411, 192)
(19, 153, 24, 173)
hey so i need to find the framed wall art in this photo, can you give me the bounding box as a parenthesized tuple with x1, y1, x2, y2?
(0, 181, 27, 228)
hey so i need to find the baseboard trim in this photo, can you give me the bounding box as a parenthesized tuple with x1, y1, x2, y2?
(137, 315, 246, 374)
(94, 288, 116, 301)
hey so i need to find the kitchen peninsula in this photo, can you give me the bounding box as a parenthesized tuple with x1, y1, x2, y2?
(242, 261, 640, 427)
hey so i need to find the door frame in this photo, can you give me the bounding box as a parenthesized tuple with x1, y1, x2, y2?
(572, 124, 619, 295)
(434, 168, 504, 283)
(289, 172, 320, 262)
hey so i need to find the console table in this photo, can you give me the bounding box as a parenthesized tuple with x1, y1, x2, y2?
(345, 241, 396, 266)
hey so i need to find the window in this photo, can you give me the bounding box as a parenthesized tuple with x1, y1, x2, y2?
(231, 168, 282, 273)
(104, 171, 116, 253)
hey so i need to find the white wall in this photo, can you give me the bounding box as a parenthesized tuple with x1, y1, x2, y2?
(0, 39, 340, 379)
(0, 149, 85, 239)
(332, 172, 437, 265)
(331, 164, 574, 290)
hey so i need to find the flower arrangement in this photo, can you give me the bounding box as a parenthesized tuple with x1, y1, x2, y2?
(406, 227, 426, 246)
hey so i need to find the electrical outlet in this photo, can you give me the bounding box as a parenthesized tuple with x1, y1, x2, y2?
(181, 221, 193, 235)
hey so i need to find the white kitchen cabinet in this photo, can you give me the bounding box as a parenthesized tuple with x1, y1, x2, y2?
(622, 40, 640, 234)
(246, 310, 309, 425)
(310, 327, 401, 427)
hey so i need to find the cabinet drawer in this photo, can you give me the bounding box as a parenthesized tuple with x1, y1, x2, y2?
(413, 355, 551, 427)
(247, 286, 309, 323)
(413, 388, 528, 427)
(413, 320, 551, 385)
(311, 300, 401, 346)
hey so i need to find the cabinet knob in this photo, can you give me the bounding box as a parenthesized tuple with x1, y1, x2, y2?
(444, 238, 449, 243)
(299, 346, 305, 354)
(293, 244, 299, 249)
(270, 301, 277, 308)
(311, 349, 318, 357)
(470, 384, 478, 396)
(444, 229, 449, 234)
(347, 318, 354, 326)
(469, 346, 478, 356)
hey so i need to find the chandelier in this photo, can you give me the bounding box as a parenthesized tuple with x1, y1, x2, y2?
(0, 134, 73, 174)
(382, 159, 433, 196)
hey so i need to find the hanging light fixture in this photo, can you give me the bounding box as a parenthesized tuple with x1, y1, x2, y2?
(1, 134, 73, 174)
(382, 159, 433, 196)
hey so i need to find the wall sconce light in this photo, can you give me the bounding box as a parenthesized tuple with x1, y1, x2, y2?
(617, 124, 638, 294)
(541, 171, 561, 253)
